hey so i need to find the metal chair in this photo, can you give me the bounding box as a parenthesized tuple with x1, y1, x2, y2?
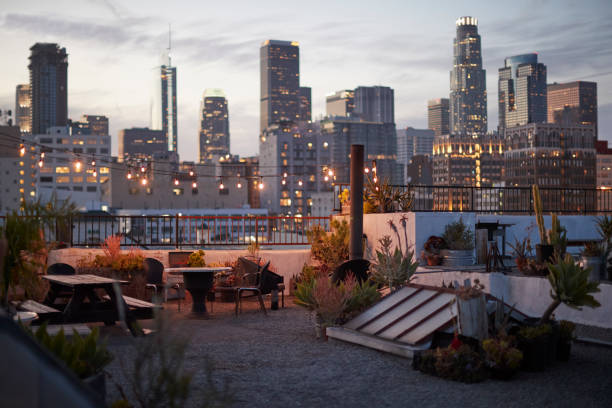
(331, 259, 371, 284)
(235, 260, 271, 316)
(144, 258, 183, 310)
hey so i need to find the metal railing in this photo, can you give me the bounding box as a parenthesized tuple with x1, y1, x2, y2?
(0, 215, 331, 248)
(333, 184, 612, 214)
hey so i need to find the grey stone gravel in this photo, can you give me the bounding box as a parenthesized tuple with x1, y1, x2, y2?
(103, 299, 612, 408)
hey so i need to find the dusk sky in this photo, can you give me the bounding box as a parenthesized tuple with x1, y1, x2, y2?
(1, 0, 611, 161)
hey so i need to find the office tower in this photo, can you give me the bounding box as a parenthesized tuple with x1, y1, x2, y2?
(81, 115, 109, 136)
(299, 87, 312, 122)
(35, 126, 110, 209)
(199, 89, 230, 163)
(259, 121, 331, 216)
(15, 84, 31, 134)
(118, 128, 167, 162)
(596, 141, 612, 188)
(151, 52, 177, 152)
(0, 126, 36, 211)
(260, 40, 300, 132)
(427, 98, 450, 136)
(406, 155, 433, 185)
(548, 81, 597, 135)
(326, 90, 354, 118)
(353, 86, 394, 123)
(397, 127, 434, 176)
(450, 17, 487, 136)
(322, 117, 402, 185)
(498, 53, 547, 132)
(29, 43, 68, 134)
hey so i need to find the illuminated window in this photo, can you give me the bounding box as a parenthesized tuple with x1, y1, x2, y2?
(87, 176, 97, 183)
(55, 166, 70, 173)
(56, 176, 70, 183)
(173, 188, 183, 196)
(99, 167, 110, 174)
(73, 176, 83, 183)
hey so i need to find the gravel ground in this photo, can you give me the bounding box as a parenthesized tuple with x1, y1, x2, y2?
(102, 298, 612, 408)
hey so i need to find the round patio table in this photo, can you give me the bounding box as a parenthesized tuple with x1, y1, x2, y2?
(166, 267, 232, 318)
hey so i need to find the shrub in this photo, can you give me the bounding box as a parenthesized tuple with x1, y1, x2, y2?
(370, 235, 418, 290)
(312, 274, 356, 326)
(482, 337, 523, 378)
(345, 279, 381, 318)
(306, 219, 349, 272)
(416, 345, 488, 383)
(187, 250, 206, 267)
(441, 219, 474, 250)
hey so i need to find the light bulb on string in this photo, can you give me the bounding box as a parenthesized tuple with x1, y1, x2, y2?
(189, 170, 194, 177)
(127, 172, 133, 180)
(327, 169, 334, 177)
(174, 178, 179, 186)
(74, 160, 82, 171)
(192, 181, 198, 189)
(141, 178, 148, 186)
(91, 160, 96, 167)
(364, 167, 370, 174)
(283, 172, 288, 178)
(324, 175, 329, 182)
(19, 145, 25, 157)
(140, 165, 146, 173)
(372, 160, 377, 174)
(258, 178, 264, 190)
(93, 170, 98, 177)
(373, 177, 378, 184)
(38, 158, 44, 168)
(298, 179, 303, 187)
(281, 179, 286, 185)
(236, 181, 242, 189)
(219, 178, 225, 190)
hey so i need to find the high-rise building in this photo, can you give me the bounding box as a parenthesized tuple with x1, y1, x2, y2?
(118, 128, 167, 162)
(450, 17, 487, 136)
(299, 86, 312, 122)
(151, 53, 177, 152)
(29, 43, 68, 134)
(322, 117, 402, 185)
(81, 115, 109, 136)
(397, 127, 434, 174)
(0, 126, 36, 212)
(15, 84, 31, 134)
(547, 81, 597, 135)
(260, 40, 300, 132)
(259, 121, 332, 215)
(596, 140, 612, 189)
(199, 89, 230, 163)
(353, 86, 394, 124)
(326, 90, 355, 118)
(427, 98, 449, 136)
(498, 53, 547, 132)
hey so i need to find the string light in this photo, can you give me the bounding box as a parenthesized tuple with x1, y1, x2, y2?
(283, 172, 288, 178)
(298, 179, 303, 187)
(19, 145, 25, 157)
(141, 178, 148, 186)
(74, 160, 82, 171)
(327, 169, 334, 177)
(93, 169, 98, 177)
(372, 160, 377, 174)
(91, 160, 96, 167)
(174, 178, 179, 186)
(258, 178, 264, 190)
(324, 175, 329, 182)
(281, 179, 286, 185)
(236, 181, 242, 189)
(38, 157, 44, 167)
(127, 171, 133, 180)
(364, 167, 370, 174)
(189, 170, 194, 177)
(219, 178, 225, 190)
(373, 176, 378, 184)
(192, 181, 198, 189)
(140, 165, 146, 173)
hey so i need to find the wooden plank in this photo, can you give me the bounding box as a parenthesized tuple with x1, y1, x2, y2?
(357, 290, 438, 335)
(43, 274, 126, 286)
(46, 324, 91, 336)
(376, 293, 454, 341)
(102, 294, 155, 309)
(397, 300, 458, 344)
(17, 300, 60, 315)
(344, 286, 419, 330)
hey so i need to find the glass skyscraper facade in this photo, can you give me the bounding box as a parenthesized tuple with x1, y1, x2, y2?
(353, 86, 395, 124)
(326, 90, 355, 118)
(547, 81, 597, 136)
(498, 53, 547, 132)
(199, 88, 230, 163)
(260, 40, 300, 132)
(15, 84, 31, 134)
(427, 98, 450, 136)
(151, 54, 177, 153)
(28, 43, 68, 135)
(450, 17, 487, 136)
(299, 86, 312, 122)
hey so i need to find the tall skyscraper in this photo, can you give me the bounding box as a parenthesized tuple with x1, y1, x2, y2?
(450, 17, 487, 136)
(427, 98, 450, 136)
(15, 84, 31, 134)
(326, 90, 354, 117)
(299, 86, 312, 122)
(151, 52, 177, 152)
(498, 53, 547, 132)
(353, 86, 394, 123)
(199, 88, 230, 163)
(260, 40, 300, 132)
(28, 43, 68, 134)
(548, 81, 597, 135)
(118, 128, 167, 162)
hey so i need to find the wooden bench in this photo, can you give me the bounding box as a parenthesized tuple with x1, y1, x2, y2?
(13, 300, 61, 323)
(102, 295, 156, 320)
(46, 324, 92, 337)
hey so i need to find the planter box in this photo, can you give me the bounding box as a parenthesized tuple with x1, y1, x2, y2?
(441, 249, 474, 267)
(581, 257, 602, 281)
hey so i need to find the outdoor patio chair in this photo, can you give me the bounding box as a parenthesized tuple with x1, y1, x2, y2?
(144, 257, 183, 310)
(235, 260, 271, 316)
(331, 259, 371, 284)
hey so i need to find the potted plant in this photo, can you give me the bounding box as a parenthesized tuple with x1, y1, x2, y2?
(339, 188, 350, 214)
(187, 250, 206, 267)
(421, 236, 446, 266)
(557, 320, 576, 362)
(370, 235, 418, 291)
(26, 322, 113, 400)
(482, 337, 523, 380)
(440, 218, 474, 266)
(516, 324, 552, 371)
(596, 215, 612, 280)
(581, 242, 603, 281)
(414, 342, 488, 383)
(508, 237, 532, 273)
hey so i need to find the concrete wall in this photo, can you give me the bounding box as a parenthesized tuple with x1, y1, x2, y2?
(353, 212, 601, 262)
(49, 248, 313, 294)
(413, 270, 612, 329)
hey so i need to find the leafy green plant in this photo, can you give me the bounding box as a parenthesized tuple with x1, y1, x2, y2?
(533, 185, 547, 244)
(482, 337, 523, 377)
(187, 250, 206, 267)
(306, 218, 349, 272)
(540, 254, 601, 323)
(363, 177, 413, 213)
(293, 276, 317, 311)
(345, 279, 381, 318)
(508, 237, 532, 259)
(370, 235, 418, 290)
(312, 274, 356, 326)
(431, 344, 488, 383)
(247, 241, 260, 257)
(338, 188, 350, 206)
(25, 322, 112, 378)
(441, 219, 474, 250)
(548, 214, 567, 256)
(559, 320, 576, 342)
(517, 323, 552, 340)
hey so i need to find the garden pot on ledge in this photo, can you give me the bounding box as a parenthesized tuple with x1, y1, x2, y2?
(581, 257, 602, 282)
(440, 249, 473, 267)
(535, 244, 554, 264)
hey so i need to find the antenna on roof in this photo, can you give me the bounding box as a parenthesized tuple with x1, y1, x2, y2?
(167, 23, 172, 67)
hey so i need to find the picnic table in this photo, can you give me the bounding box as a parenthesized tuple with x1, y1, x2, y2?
(42, 274, 150, 336)
(166, 267, 232, 318)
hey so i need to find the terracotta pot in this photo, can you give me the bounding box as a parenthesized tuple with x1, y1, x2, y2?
(426, 255, 442, 266)
(536, 244, 554, 263)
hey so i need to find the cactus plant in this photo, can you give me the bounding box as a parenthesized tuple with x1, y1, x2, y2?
(532, 185, 548, 245)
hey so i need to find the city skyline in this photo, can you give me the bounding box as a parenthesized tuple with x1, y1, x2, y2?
(0, 0, 611, 162)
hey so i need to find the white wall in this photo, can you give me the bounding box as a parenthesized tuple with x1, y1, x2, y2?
(48, 248, 312, 294)
(413, 270, 612, 329)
